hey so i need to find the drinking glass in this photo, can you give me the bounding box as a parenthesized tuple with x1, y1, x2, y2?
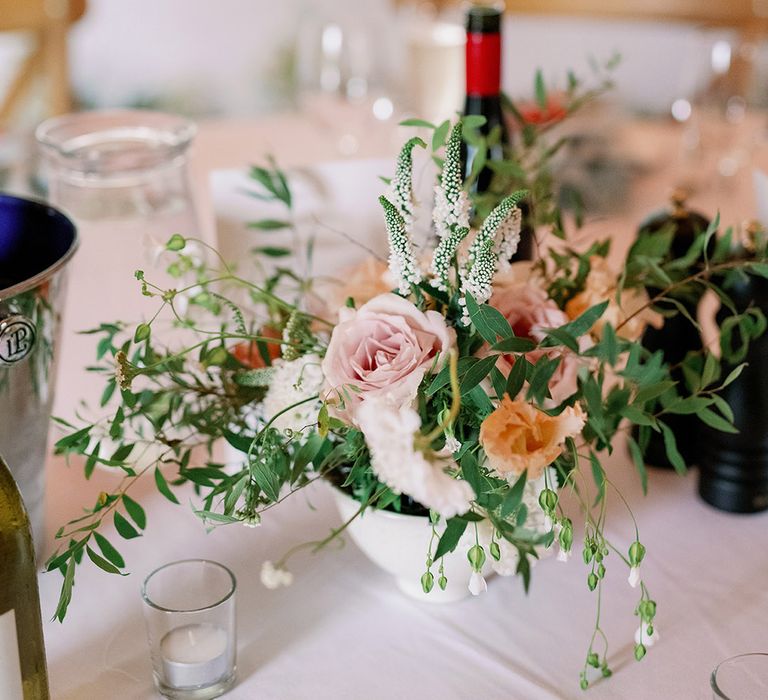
(35, 110, 202, 417)
(142, 560, 237, 699)
(711, 653, 768, 699)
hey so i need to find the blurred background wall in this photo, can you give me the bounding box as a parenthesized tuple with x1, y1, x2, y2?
(2, 0, 765, 126)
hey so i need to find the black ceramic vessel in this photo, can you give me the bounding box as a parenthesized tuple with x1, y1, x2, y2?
(699, 273, 768, 513)
(634, 191, 710, 469)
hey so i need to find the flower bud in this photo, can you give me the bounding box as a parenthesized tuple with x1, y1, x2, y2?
(421, 571, 434, 594)
(538, 488, 558, 512)
(597, 562, 606, 579)
(587, 653, 599, 668)
(438, 575, 448, 591)
(587, 572, 598, 591)
(490, 541, 501, 561)
(634, 644, 647, 661)
(629, 541, 646, 566)
(467, 544, 486, 571)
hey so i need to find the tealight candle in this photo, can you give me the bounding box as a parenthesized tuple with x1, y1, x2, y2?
(142, 560, 237, 698)
(160, 623, 229, 688)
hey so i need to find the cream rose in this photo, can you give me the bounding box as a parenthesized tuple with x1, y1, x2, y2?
(309, 257, 395, 322)
(479, 397, 585, 480)
(489, 280, 584, 405)
(321, 293, 455, 422)
(565, 256, 662, 341)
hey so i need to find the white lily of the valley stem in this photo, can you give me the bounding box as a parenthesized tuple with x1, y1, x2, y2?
(628, 565, 641, 588)
(468, 571, 487, 596)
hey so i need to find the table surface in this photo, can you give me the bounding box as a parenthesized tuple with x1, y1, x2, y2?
(38, 107, 768, 700)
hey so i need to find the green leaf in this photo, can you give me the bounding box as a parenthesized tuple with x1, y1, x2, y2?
(698, 408, 739, 433)
(110, 443, 134, 462)
(224, 430, 255, 454)
(711, 394, 735, 423)
(558, 301, 608, 338)
(93, 532, 125, 569)
(54, 426, 92, 452)
(541, 327, 580, 352)
(634, 380, 676, 405)
(720, 364, 745, 389)
(432, 119, 450, 151)
(252, 246, 292, 257)
(434, 518, 468, 559)
(526, 356, 561, 403)
(462, 115, 487, 130)
(626, 435, 648, 495)
(154, 467, 180, 504)
(247, 219, 291, 230)
(250, 455, 282, 503)
(660, 422, 686, 474)
(113, 511, 141, 539)
(466, 384, 495, 415)
(100, 379, 117, 407)
(702, 352, 720, 388)
(491, 337, 536, 353)
(122, 494, 146, 530)
(399, 118, 436, 128)
(506, 357, 528, 399)
(86, 545, 126, 575)
(534, 68, 547, 109)
(620, 405, 656, 427)
(465, 293, 513, 344)
(665, 396, 712, 415)
(501, 469, 528, 517)
(460, 451, 484, 497)
(590, 453, 605, 503)
(459, 355, 499, 395)
(194, 510, 242, 524)
(489, 366, 507, 401)
(54, 557, 77, 622)
(292, 434, 325, 479)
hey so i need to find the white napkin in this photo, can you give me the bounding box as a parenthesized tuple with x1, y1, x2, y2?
(210, 159, 395, 282)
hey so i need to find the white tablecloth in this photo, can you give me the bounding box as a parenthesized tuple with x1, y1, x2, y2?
(38, 112, 768, 700)
(39, 456, 768, 700)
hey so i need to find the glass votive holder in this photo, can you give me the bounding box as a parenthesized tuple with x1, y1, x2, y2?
(712, 653, 768, 699)
(142, 560, 237, 699)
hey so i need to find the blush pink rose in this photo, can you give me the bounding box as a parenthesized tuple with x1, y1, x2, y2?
(490, 282, 584, 405)
(321, 293, 455, 422)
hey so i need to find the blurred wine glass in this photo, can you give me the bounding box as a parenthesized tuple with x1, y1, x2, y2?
(294, 4, 397, 155)
(671, 29, 765, 196)
(711, 653, 768, 699)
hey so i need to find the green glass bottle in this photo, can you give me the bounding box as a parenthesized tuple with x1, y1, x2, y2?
(0, 456, 49, 699)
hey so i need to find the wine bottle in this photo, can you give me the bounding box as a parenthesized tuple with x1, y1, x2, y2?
(462, 4, 534, 260)
(0, 456, 50, 700)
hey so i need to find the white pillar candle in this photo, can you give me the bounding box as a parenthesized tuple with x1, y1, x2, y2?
(160, 623, 229, 688)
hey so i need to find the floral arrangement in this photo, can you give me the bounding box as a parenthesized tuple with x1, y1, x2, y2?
(48, 81, 768, 687)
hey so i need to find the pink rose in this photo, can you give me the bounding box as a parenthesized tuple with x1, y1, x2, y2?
(490, 281, 583, 405)
(321, 293, 455, 422)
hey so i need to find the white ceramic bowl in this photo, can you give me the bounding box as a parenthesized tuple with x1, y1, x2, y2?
(331, 486, 493, 603)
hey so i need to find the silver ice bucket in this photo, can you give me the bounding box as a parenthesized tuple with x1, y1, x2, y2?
(0, 193, 78, 548)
